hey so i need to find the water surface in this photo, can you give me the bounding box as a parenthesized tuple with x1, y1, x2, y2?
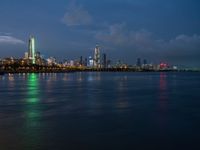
(0, 72, 200, 150)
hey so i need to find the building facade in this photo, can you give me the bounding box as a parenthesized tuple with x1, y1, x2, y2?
(28, 36, 36, 64)
(94, 45, 101, 68)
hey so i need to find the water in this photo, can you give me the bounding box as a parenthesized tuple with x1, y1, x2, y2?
(0, 72, 200, 150)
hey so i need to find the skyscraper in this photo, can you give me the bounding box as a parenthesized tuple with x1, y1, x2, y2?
(28, 36, 36, 64)
(24, 52, 29, 59)
(84, 58, 88, 67)
(94, 45, 101, 68)
(137, 58, 141, 67)
(102, 53, 107, 68)
(143, 59, 147, 65)
(89, 56, 93, 67)
(79, 56, 83, 66)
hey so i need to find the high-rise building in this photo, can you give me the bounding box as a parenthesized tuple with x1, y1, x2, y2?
(89, 56, 94, 67)
(47, 57, 57, 66)
(143, 59, 147, 65)
(107, 59, 111, 68)
(102, 53, 107, 68)
(24, 52, 29, 59)
(28, 36, 36, 64)
(79, 56, 83, 66)
(36, 51, 41, 59)
(84, 58, 88, 67)
(137, 58, 141, 67)
(94, 45, 101, 68)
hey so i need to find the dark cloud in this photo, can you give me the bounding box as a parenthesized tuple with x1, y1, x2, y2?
(95, 23, 200, 66)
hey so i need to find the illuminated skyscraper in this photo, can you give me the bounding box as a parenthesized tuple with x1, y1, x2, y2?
(89, 56, 93, 67)
(28, 36, 36, 64)
(94, 45, 101, 68)
(24, 52, 29, 59)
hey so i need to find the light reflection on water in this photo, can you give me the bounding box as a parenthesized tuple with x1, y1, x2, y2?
(116, 75, 129, 110)
(27, 73, 40, 104)
(159, 73, 168, 110)
(23, 73, 42, 148)
(8, 74, 15, 88)
(0, 72, 200, 150)
(158, 73, 168, 131)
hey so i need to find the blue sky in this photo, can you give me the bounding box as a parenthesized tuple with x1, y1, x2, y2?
(0, 0, 200, 67)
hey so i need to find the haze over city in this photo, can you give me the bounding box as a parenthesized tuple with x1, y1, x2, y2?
(0, 0, 200, 67)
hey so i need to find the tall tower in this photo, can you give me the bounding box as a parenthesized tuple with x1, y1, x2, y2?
(28, 36, 36, 64)
(94, 45, 100, 68)
(102, 53, 107, 68)
(137, 58, 141, 67)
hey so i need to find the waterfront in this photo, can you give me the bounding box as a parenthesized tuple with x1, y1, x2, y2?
(0, 72, 200, 150)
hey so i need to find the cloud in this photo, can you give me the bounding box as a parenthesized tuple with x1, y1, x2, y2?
(95, 23, 200, 66)
(95, 23, 128, 46)
(0, 32, 12, 36)
(95, 23, 200, 51)
(169, 34, 200, 50)
(166, 34, 200, 58)
(62, 2, 92, 26)
(95, 23, 154, 48)
(0, 35, 25, 45)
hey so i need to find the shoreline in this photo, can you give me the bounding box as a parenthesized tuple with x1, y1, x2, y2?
(1, 65, 199, 74)
(1, 69, 199, 74)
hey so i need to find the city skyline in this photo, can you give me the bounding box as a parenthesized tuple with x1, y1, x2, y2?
(0, 0, 200, 67)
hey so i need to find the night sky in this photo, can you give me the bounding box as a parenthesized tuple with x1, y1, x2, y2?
(0, 0, 200, 67)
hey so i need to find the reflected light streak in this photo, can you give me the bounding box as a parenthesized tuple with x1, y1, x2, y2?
(159, 73, 168, 110)
(27, 73, 39, 104)
(87, 72, 101, 81)
(8, 73, 15, 88)
(160, 73, 167, 91)
(8, 73, 14, 81)
(23, 73, 42, 148)
(116, 77, 129, 111)
(158, 73, 169, 131)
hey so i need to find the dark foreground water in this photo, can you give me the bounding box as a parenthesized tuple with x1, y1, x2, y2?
(0, 72, 200, 150)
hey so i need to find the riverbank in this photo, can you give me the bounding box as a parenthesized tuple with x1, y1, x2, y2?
(0, 67, 199, 74)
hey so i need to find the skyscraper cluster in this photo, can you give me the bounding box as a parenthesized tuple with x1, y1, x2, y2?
(0, 36, 179, 72)
(79, 45, 109, 68)
(23, 36, 46, 65)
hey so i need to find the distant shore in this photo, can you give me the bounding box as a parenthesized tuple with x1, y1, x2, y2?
(1, 66, 199, 74)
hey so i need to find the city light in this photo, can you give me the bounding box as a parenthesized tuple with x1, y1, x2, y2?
(0, 36, 189, 73)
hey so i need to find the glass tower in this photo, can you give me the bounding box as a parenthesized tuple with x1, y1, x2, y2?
(94, 45, 100, 68)
(28, 36, 36, 64)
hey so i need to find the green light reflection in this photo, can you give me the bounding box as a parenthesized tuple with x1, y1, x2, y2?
(27, 73, 39, 104)
(26, 73, 41, 120)
(23, 73, 42, 147)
